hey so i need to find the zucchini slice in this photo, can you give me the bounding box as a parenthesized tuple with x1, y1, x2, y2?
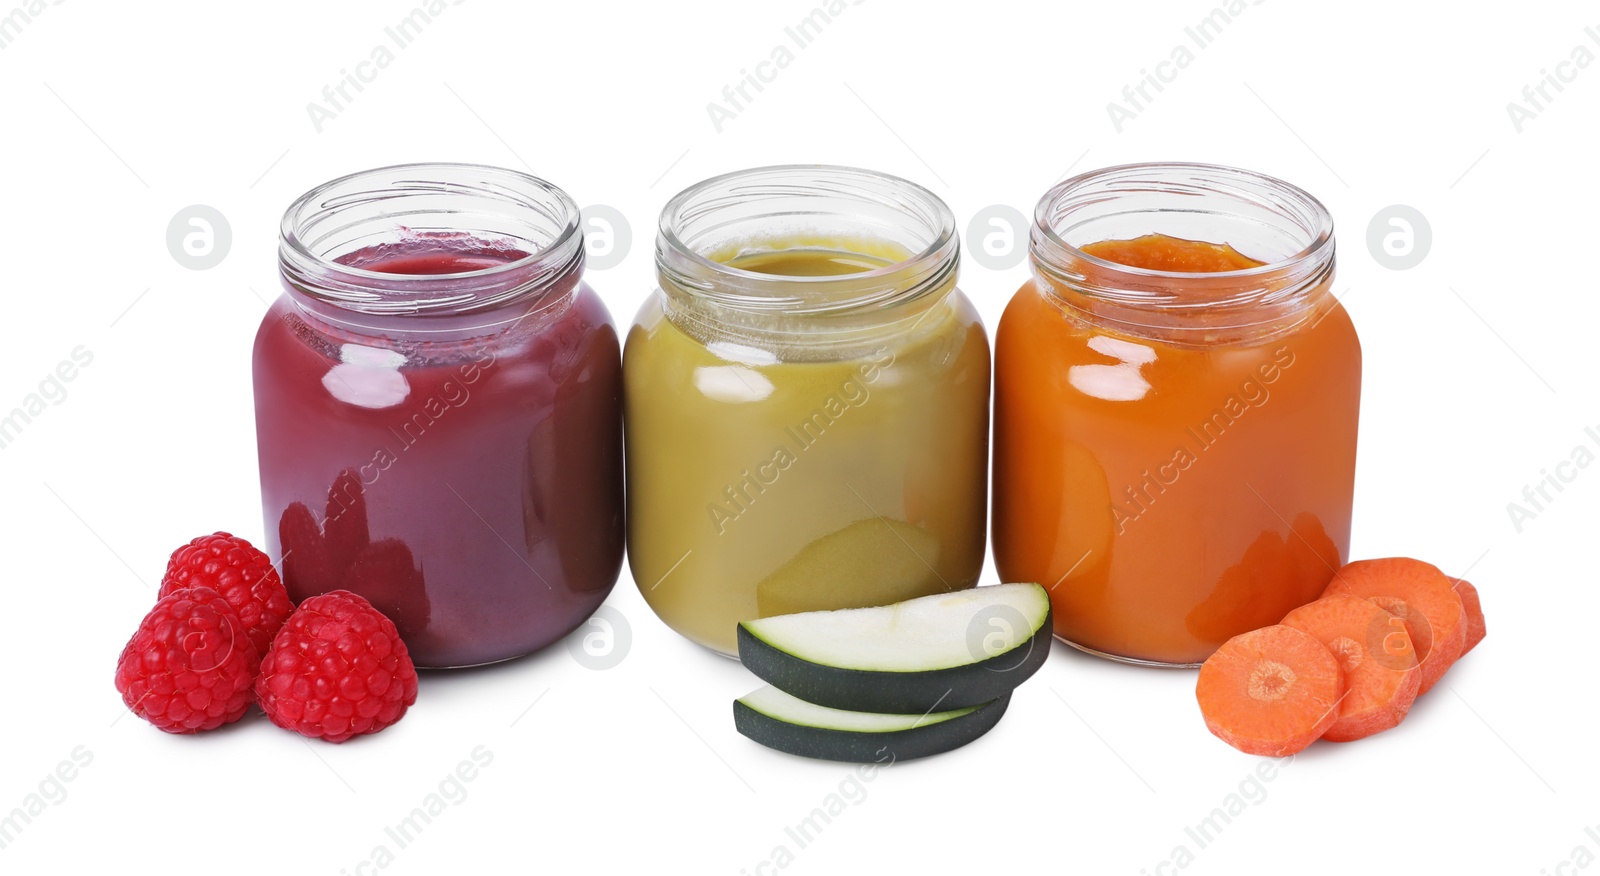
(733, 685, 1010, 762)
(737, 583, 1052, 714)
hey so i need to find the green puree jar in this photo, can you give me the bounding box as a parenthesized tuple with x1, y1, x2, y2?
(626, 165, 991, 656)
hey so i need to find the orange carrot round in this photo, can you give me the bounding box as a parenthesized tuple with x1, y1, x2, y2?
(1449, 577, 1487, 655)
(1280, 594, 1420, 742)
(1323, 558, 1466, 695)
(1196, 624, 1344, 756)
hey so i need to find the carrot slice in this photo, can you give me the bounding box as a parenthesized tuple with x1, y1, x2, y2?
(1280, 594, 1420, 742)
(1449, 578, 1487, 655)
(1196, 625, 1344, 756)
(1323, 558, 1465, 695)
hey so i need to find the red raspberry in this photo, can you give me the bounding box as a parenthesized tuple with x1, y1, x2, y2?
(161, 532, 293, 656)
(257, 590, 419, 743)
(114, 587, 260, 733)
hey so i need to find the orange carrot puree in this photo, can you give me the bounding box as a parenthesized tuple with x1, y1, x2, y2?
(994, 234, 1361, 664)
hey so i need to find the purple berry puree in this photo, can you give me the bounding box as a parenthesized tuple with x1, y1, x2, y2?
(253, 236, 623, 667)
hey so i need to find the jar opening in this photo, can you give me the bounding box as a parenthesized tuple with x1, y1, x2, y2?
(278, 163, 584, 327)
(656, 165, 958, 317)
(1030, 162, 1335, 337)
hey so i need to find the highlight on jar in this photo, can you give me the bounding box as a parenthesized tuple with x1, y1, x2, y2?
(624, 164, 992, 658)
(993, 162, 1361, 668)
(255, 162, 625, 670)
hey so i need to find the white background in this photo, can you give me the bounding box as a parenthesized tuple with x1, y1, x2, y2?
(1, 0, 1594, 873)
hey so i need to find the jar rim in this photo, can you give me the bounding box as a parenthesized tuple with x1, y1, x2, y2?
(656, 164, 958, 316)
(278, 162, 584, 320)
(1032, 161, 1334, 283)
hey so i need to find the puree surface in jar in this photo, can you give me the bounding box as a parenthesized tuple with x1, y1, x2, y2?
(626, 241, 990, 655)
(1080, 233, 1263, 273)
(994, 233, 1359, 665)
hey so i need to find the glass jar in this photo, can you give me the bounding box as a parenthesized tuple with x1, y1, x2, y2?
(255, 163, 624, 668)
(626, 165, 990, 656)
(993, 162, 1360, 666)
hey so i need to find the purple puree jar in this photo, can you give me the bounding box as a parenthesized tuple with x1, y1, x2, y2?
(253, 163, 624, 667)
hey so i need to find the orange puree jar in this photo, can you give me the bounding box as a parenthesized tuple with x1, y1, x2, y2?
(993, 163, 1360, 666)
